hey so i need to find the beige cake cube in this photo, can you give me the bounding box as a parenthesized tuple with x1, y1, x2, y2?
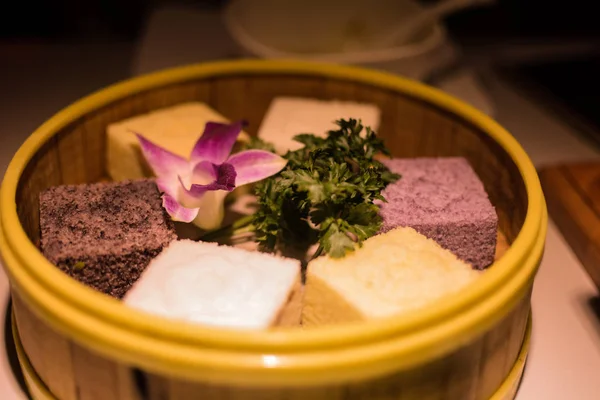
(107, 102, 250, 182)
(257, 97, 381, 154)
(302, 227, 482, 327)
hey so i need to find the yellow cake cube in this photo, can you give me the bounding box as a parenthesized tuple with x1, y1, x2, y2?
(106, 102, 249, 182)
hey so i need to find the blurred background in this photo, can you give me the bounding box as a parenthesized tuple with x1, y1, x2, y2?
(2, 0, 600, 165)
(1, 1, 600, 399)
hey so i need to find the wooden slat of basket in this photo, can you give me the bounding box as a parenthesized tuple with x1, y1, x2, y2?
(12, 293, 77, 400)
(16, 136, 64, 245)
(70, 344, 124, 400)
(56, 124, 89, 185)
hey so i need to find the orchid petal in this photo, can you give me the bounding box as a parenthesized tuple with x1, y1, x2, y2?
(227, 150, 287, 186)
(213, 162, 237, 191)
(190, 121, 244, 164)
(191, 190, 230, 230)
(136, 133, 188, 178)
(177, 163, 236, 209)
(191, 161, 218, 186)
(162, 194, 199, 223)
(156, 176, 183, 201)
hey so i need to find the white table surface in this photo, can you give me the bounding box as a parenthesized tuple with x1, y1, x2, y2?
(1, 5, 600, 399)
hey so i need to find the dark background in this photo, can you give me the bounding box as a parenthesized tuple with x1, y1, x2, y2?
(2, 0, 600, 148)
(2, 0, 600, 41)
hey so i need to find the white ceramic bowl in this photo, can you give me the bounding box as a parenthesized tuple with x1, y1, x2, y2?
(222, 0, 447, 71)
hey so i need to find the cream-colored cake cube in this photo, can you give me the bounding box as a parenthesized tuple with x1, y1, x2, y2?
(257, 97, 381, 154)
(302, 227, 481, 327)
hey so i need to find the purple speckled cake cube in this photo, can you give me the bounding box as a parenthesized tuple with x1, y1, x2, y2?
(378, 158, 498, 269)
(39, 179, 177, 298)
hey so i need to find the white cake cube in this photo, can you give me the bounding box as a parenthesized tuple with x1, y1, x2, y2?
(124, 240, 302, 330)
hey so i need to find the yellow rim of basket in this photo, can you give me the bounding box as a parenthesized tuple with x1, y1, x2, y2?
(11, 309, 533, 399)
(0, 60, 546, 384)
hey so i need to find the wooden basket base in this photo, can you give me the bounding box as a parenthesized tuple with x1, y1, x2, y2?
(11, 309, 532, 400)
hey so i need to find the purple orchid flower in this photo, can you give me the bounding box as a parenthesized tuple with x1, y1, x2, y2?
(136, 121, 287, 229)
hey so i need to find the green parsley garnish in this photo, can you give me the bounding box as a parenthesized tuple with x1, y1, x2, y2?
(238, 135, 277, 153)
(253, 119, 399, 258)
(201, 119, 400, 259)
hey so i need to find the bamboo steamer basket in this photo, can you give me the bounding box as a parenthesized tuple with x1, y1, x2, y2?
(0, 60, 546, 400)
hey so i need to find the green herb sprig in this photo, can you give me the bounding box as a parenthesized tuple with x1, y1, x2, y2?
(253, 119, 399, 258)
(201, 119, 399, 259)
(238, 135, 277, 153)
